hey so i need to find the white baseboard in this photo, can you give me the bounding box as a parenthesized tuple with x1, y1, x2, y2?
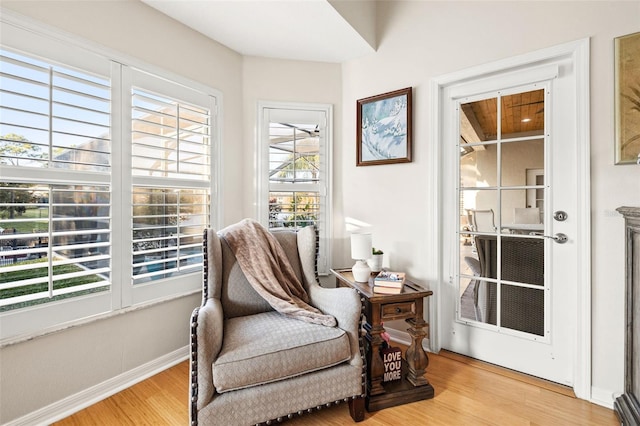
(590, 386, 616, 409)
(4, 345, 189, 426)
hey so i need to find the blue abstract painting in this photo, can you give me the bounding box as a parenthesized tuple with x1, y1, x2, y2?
(360, 93, 408, 162)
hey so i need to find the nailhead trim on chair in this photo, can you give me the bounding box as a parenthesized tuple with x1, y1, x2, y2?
(202, 229, 210, 300)
(359, 295, 367, 397)
(189, 229, 210, 426)
(253, 394, 365, 426)
(190, 306, 200, 426)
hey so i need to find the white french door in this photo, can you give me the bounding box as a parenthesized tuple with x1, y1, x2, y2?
(436, 41, 590, 394)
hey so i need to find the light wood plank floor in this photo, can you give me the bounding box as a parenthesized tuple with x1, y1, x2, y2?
(55, 350, 618, 425)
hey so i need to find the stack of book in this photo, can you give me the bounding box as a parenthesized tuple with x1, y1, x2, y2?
(373, 271, 406, 294)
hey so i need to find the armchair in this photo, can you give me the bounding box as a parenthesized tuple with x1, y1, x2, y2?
(190, 222, 365, 425)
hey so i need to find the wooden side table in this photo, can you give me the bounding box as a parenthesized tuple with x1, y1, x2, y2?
(331, 268, 435, 411)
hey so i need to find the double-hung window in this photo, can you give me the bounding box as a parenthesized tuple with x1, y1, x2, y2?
(0, 32, 114, 339)
(126, 69, 216, 303)
(0, 19, 219, 340)
(258, 103, 332, 275)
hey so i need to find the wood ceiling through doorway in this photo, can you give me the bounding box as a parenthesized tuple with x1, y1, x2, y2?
(463, 89, 545, 141)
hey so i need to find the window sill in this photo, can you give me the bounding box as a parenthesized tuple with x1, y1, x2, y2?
(0, 289, 201, 349)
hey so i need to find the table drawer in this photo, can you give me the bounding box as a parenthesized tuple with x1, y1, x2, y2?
(381, 301, 416, 321)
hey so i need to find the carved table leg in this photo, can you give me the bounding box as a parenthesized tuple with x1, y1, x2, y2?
(363, 321, 386, 396)
(405, 316, 430, 387)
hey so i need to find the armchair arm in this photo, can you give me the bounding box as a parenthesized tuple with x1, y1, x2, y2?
(191, 298, 224, 412)
(307, 282, 363, 367)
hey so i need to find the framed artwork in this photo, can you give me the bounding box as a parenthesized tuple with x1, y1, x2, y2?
(615, 31, 640, 165)
(356, 87, 412, 166)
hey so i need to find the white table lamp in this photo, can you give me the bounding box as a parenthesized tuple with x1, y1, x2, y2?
(351, 233, 372, 282)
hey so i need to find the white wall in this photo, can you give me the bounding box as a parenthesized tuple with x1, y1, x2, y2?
(338, 0, 640, 405)
(0, 0, 244, 423)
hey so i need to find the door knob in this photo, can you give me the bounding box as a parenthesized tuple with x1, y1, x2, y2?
(543, 233, 568, 244)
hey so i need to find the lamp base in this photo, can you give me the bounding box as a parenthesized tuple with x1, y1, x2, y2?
(352, 260, 371, 283)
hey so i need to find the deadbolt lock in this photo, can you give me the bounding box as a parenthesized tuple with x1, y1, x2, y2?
(554, 211, 568, 222)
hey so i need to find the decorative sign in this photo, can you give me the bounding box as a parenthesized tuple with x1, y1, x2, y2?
(381, 346, 403, 382)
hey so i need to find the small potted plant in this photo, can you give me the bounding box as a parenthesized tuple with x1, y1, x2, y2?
(367, 247, 384, 273)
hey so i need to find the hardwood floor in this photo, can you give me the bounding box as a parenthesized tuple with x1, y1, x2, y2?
(55, 350, 618, 425)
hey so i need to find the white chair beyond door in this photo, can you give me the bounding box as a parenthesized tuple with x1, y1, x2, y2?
(470, 209, 497, 233)
(514, 207, 541, 224)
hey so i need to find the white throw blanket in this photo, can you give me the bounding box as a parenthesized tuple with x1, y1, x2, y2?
(219, 219, 336, 327)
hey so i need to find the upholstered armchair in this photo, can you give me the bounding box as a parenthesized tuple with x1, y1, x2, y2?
(190, 222, 365, 425)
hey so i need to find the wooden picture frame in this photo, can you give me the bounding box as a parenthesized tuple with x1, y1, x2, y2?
(356, 87, 412, 166)
(615, 32, 640, 165)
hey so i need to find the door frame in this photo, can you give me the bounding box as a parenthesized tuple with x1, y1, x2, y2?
(429, 38, 591, 399)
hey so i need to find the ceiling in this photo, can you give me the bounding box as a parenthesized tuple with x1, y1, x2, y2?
(141, 0, 376, 63)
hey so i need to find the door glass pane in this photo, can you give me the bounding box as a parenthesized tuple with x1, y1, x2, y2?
(500, 89, 544, 138)
(461, 222, 497, 326)
(460, 98, 497, 142)
(501, 139, 544, 186)
(460, 142, 497, 188)
(501, 284, 544, 336)
(462, 190, 498, 233)
(500, 236, 544, 285)
(501, 188, 527, 228)
(501, 188, 544, 233)
(460, 275, 497, 326)
(460, 97, 498, 190)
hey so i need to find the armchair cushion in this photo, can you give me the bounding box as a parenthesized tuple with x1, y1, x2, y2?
(213, 311, 351, 393)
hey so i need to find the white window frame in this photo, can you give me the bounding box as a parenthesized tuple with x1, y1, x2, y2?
(122, 67, 219, 306)
(0, 12, 221, 342)
(256, 101, 332, 275)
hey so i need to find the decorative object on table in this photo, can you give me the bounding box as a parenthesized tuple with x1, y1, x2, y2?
(367, 247, 384, 273)
(350, 232, 372, 282)
(614, 31, 640, 165)
(373, 270, 406, 294)
(380, 322, 391, 347)
(373, 286, 404, 295)
(356, 87, 412, 166)
(380, 345, 403, 382)
(378, 321, 401, 382)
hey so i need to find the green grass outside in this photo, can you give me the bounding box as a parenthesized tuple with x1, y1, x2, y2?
(0, 207, 48, 233)
(0, 257, 108, 312)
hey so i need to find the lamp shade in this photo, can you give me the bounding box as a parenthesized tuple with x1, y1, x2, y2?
(351, 233, 372, 260)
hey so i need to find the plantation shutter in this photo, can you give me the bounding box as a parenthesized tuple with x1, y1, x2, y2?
(264, 108, 328, 274)
(129, 69, 213, 286)
(0, 47, 112, 312)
